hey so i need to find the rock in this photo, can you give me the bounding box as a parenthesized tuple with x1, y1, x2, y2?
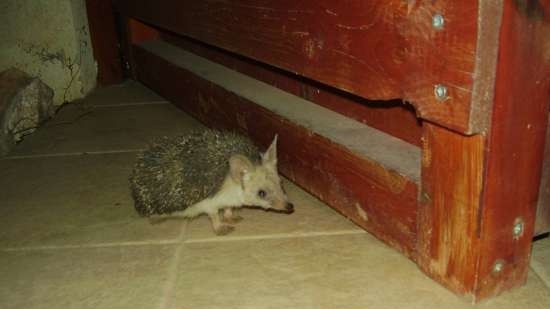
(0, 68, 55, 156)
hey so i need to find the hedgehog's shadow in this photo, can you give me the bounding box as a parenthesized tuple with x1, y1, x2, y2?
(147, 206, 290, 225)
(148, 216, 178, 225)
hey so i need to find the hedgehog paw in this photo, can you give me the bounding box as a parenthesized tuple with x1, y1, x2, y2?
(215, 224, 235, 236)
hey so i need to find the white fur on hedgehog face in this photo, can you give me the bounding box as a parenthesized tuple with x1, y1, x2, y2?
(241, 164, 289, 211)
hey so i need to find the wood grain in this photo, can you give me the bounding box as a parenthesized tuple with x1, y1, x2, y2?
(418, 123, 485, 297)
(475, 0, 550, 299)
(162, 33, 422, 146)
(418, 1, 550, 301)
(114, 0, 481, 133)
(132, 43, 419, 257)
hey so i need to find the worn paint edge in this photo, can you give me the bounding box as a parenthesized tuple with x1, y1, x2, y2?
(468, 0, 504, 134)
(138, 40, 421, 183)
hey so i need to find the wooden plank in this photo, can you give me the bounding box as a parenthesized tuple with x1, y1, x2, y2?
(85, 0, 124, 85)
(113, 0, 485, 134)
(132, 40, 420, 256)
(418, 1, 550, 301)
(417, 123, 485, 297)
(162, 33, 422, 146)
(535, 116, 550, 235)
(475, 0, 550, 299)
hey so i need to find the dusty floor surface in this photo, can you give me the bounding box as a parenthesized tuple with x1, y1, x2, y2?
(1, 81, 549, 309)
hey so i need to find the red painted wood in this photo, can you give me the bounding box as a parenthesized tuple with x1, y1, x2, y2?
(418, 1, 550, 301)
(475, 1, 550, 299)
(85, 0, 124, 85)
(418, 123, 485, 298)
(128, 18, 159, 44)
(132, 43, 419, 257)
(113, 0, 481, 133)
(162, 33, 422, 146)
(118, 17, 160, 79)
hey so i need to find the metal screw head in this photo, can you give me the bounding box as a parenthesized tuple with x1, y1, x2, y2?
(492, 260, 505, 274)
(434, 84, 448, 101)
(432, 14, 445, 30)
(513, 218, 525, 239)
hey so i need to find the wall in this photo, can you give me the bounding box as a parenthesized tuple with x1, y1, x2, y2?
(0, 0, 97, 106)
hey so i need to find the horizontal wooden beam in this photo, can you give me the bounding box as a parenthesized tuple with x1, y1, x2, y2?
(162, 33, 422, 146)
(133, 40, 420, 256)
(113, 0, 496, 134)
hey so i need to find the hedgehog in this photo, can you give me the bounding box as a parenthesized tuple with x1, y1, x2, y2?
(129, 129, 294, 235)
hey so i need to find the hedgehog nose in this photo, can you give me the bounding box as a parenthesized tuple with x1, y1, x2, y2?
(285, 203, 294, 213)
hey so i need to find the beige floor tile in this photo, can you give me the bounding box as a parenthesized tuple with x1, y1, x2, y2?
(532, 235, 550, 288)
(171, 234, 550, 309)
(0, 153, 184, 248)
(183, 180, 361, 240)
(10, 102, 202, 156)
(0, 245, 176, 309)
(85, 80, 166, 106)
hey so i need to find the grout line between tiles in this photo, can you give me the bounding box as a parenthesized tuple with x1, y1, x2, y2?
(0, 239, 179, 252)
(3, 149, 145, 160)
(157, 220, 189, 309)
(0, 229, 365, 252)
(184, 229, 366, 244)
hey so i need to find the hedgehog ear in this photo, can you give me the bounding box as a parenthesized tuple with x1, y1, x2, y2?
(262, 135, 278, 168)
(229, 155, 254, 187)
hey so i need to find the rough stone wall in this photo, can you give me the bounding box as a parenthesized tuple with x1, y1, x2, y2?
(0, 0, 97, 106)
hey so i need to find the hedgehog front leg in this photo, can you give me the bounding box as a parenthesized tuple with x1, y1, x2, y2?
(209, 212, 235, 236)
(222, 207, 243, 224)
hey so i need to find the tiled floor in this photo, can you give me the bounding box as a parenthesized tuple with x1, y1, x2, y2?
(1, 81, 549, 309)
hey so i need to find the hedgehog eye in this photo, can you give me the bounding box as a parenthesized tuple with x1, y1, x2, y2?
(258, 190, 267, 198)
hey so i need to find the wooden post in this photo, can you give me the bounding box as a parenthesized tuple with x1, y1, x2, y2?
(85, 0, 124, 85)
(417, 1, 550, 301)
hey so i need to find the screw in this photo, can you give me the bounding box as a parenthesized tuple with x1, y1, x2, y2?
(492, 260, 505, 274)
(434, 84, 449, 101)
(513, 218, 524, 239)
(432, 14, 445, 30)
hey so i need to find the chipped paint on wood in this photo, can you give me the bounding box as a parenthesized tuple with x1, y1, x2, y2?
(355, 203, 368, 221)
(418, 123, 485, 297)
